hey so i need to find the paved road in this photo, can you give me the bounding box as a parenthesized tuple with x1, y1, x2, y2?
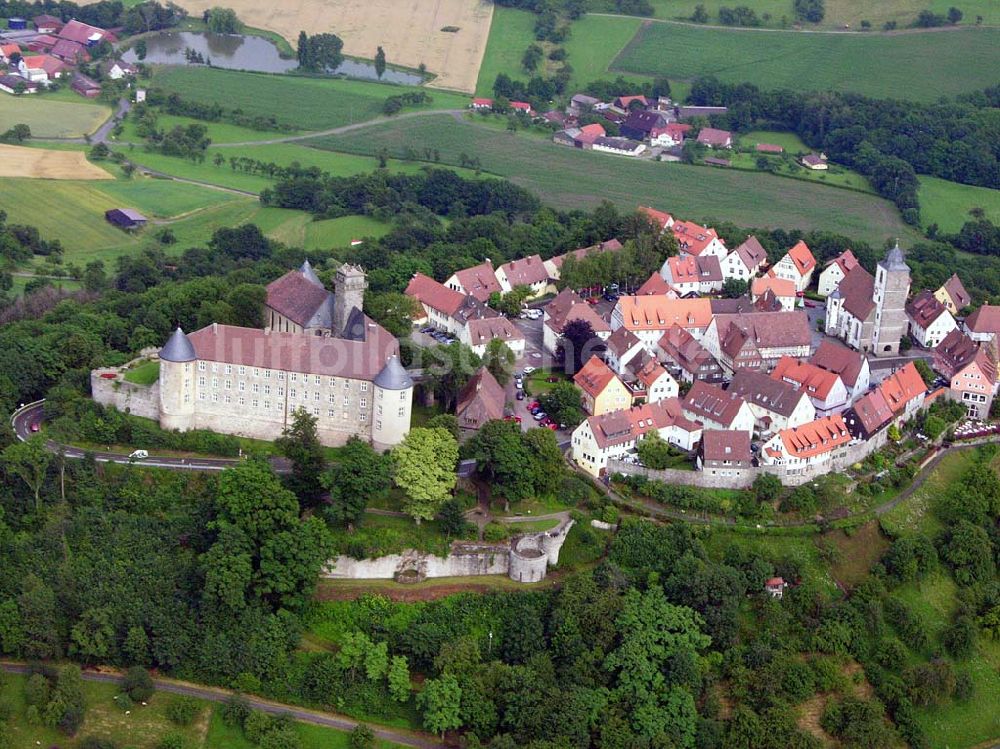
(0, 663, 445, 749)
(11, 401, 289, 474)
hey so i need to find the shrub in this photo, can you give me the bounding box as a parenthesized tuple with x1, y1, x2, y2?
(157, 731, 185, 749)
(166, 696, 200, 726)
(954, 671, 974, 701)
(350, 724, 376, 749)
(244, 710, 273, 744)
(79, 738, 120, 749)
(483, 522, 508, 542)
(221, 694, 252, 728)
(122, 666, 154, 702)
(24, 673, 49, 707)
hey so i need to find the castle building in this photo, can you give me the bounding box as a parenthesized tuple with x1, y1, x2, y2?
(155, 263, 413, 450)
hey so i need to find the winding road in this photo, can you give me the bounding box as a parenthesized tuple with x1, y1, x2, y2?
(0, 663, 445, 749)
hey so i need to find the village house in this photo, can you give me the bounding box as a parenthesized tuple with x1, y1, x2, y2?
(103, 58, 137, 80)
(591, 136, 646, 157)
(657, 324, 724, 383)
(26, 34, 58, 53)
(613, 94, 648, 111)
(104, 208, 146, 230)
(496, 254, 550, 299)
(623, 356, 678, 405)
(543, 288, 612, 354)
(456, 367, 505, 431)
(809, 340, 871, 402)
(751, 276, 796, 311)
(404, 272, 497, 338)
(765, 577, 787, 599)
(510, 101, 533, 115)
(544, 238, 623, 285)
(568, 93, 600, 114)
(934, 329, 996, 419)
(879, 362, 927, 422)
(620, 109, 668, 140)
(963, 305, 1000, 343)
(604, 327, 646, 376)
(770, 356, 849, 416)
(770, 241, 816, 293)
(461, 317, 525, 358)
(844, 387, 894, 441)
(470, 97, 493, 110)
(660, 254, 723, 295)
(650, 122, 691, 147)
(571, 399, 701, 477)
(728, 369, 817, 438)
(696, 127, 733, 148)
(21, 54, 65, 81)
(636, 272, 678, 297)
(720, 235, 768, 282)
(671, 220, 728, 260)
(755, 143, 784, 154)
(444, 260, 501, 302)
(817, 249, 859, 297)
(801, 153, 828, 170)
(906, 290, 957, 348)
(575, 355, 632, 415)
(702, 311, 812, 374)
(0, 43, 21, 64)
(611, 296, 714, 349)
(0, 74, 36, 94)
(638, 205, 674, 233)
(682, 381, 756, 435)
(33, 14, 64, 33)
(826, 243, 911, 356)
(760, 414, 853, 470)
(50, 38, 89, 63)
(553, 122, 606, 149)
(698, 429, 753, 475)
(934, 273, 971, 315)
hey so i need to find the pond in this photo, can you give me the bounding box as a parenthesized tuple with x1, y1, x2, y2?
(122, 31, 424, 85)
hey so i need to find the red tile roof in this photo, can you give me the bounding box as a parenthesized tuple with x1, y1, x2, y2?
(665, 254, 723, 285)
(755, 143, 783, 153)
(671, 220, 723, 257)
(847, 389, 893, 435)
(906, 289, 949, 329)
(451, 261, 501, 302)
(187, 323, 397, 380)
(776, 414, 851, 459)
(879, 362, 925, 414)
(810, 340, 865, 388)
(456, 367, 505, 426)
(683, 381, 748, 427)
(638, 206, 673, 231)
(266, 268, 333, 328)
(586, 398, 698, 450)
(465, 317, 524, 347)
(575, 355, 620, 398)
(826, 249, 858, 275)
(472, 97, 493, 106)
(934, 329, 995, 382)
(771, 356, 841, 399)
(58, 19, 111, 44)
(733, 235, 768, 270)
(615, 95, 648, 108)
(499, 254, 548, 287)
(51, 38, 88, 62)
(658, 324, 719, 377)
(696, 127, 732, 147)
(0, 44, 20, 58)
(729, 369, 810, 418)
(549, 238, 622, 270)
(942, 273, 970, 310)
(751, 276, 796, 299)
(784, 240, 816, 275)
(23, 54, 65, 75)
(616, 296, 713, 332)
(836, 265, 876, 321)
(713, 311, 811, 353)
(964, 305, 1000, 336)
(701, 429, 751, 463)
(576, 123, 606, 143)
(637, 271, 673, 296)
(605, 326, 642, 359)
(405, 272, 466, 317)
(545, 288, 611, 335)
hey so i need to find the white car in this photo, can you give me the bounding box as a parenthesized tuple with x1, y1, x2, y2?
(522, 366, 536, 375)
(128, 449, 149, 460)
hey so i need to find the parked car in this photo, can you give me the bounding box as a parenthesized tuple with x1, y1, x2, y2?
(30, 422, 40, 433)
(128, 449, 148, 460)
(603, 292, 619, 302)
(504, 415, 522, 423)
(586, 296, 600, 305)
(533, 411, 546, 421)
(516, 390, 525, 400)
(529, 401, 540, 410)
(523, 366, 536, 375)
(545, 422, 558, 431)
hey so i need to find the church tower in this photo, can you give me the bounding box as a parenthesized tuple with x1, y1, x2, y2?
(334, 264, 367, 337)
(871, 241, 911, 357)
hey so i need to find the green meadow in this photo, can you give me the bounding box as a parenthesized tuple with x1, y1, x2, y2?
(313, 115, 915, 242)
(612, 23, 1000, 100)
(918, 175, 1000, 233)
(0, 93, 109, 138)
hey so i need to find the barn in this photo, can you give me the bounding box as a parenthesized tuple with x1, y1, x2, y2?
(105, 208, 148, 231)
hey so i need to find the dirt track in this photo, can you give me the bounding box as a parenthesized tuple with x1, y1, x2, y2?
(0, 144, 113, 180)
(174, 0, 493, 93)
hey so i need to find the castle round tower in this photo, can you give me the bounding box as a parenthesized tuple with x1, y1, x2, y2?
(372, 355, 414, 451)
(158, 327, 197, 432)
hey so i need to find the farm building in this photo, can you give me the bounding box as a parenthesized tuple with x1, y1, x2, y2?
(591, 136, 645, 157)
(801, 153, 828, 170)
(105, 208, 148, 230)
(0, 43, 20, 63)
(71, 72, 100, 97)
(33, 14, 64, 33)
(696, 128, 733, 149)
(0, 74, 37, 94)
(756, 143, 784, 154)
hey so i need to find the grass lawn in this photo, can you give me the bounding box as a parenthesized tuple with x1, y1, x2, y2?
(0, 92, 109, 138)
(918, 175, 1000, 233)
(205, 710, 405, 749)
(703, 527, 840, 593)
(879, 450, 975, 538)
(504, 517, 561, 532)
(10, 275, 80, 297)
(741, 129, 810, 152)
(116, 112, 294, 144)
(150, 66, 470, 132)
(611, 23, 1000, 101)
(524, 369, 570, 396)
(329, 513, 455, 559)
(474, 7, 537, 96)
(821, 521, 890, 589)
(123, 359, 161, 385)
(313, 115, 916, 243)
(727, 151, 873, 193)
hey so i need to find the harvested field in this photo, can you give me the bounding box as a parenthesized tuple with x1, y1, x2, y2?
(0, 144, 112, 180)
(172, 0, 494, 93)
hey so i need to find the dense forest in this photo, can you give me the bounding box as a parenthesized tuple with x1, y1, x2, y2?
(688, 77, 1000, 223)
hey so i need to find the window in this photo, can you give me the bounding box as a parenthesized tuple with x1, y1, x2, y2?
(224, 394, 231, 404)
(264, 401, 270, 410)
(398, 407, 406, 417)
(252, 383, 259, 394)
(253, 368, 260, 378)
(198, 376, 205, 387)
(263, 385, 271, 396)
(400, 391, 407, 401)
(360, 413, 366, 422)
(264, 369, 271, 379)
(378, 405, 383, 416)
(252, 399, 259, 409)
(225, 365, 232, 375)
(238, 381, 245, 392)
(328, 409, 335, 418)
(302, 391, 309, 401)
(277, 371, 285, 380)
(211, 377, 218, 388)
(328, 394, 336, 403)
(314, 375, 321, 385)
(344, 380, 350, 389)
(376, 420, 382, 430)
(290, 389, 296, 399)
(360, 398, 367, 408)
(344, 396, 351, 406)
(212, 392, 218, 402)
(277, 387, 284, 396)
(238, 396, 245, 406)
(328, 377, 337, 387)
(198, 391, 206, 400)
(198, 362, 206, 372)
(360, 382, 368, 392)
(211, 363, 218, 373)
(314, 392, 320, 402)
(290, 373, 297, 382)
(312, 407, 319, 416)
(238, 366, 246, 376)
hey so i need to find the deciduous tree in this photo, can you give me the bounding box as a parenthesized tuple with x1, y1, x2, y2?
(392, 428, 458, 523)
(321, 436, 391, 529)
(275, 408, 326, 507)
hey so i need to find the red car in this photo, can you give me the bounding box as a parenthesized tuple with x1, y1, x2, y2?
(545, 422, 558, 431)
(586, 297, 600, 305)
(30, 422, 40, 433)
(504, 415, 522, 424)
(529, 401, 540, 411)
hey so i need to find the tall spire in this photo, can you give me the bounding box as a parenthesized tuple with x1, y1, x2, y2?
(880, 240, 909, 272)
(299, 259, 323, 287)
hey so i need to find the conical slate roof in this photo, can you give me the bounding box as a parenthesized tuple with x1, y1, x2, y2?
(160, 327, 196, 362)
(879, 241, 909, 272)
(299, 259, 323, 287)
(374, 355, 413, 391)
